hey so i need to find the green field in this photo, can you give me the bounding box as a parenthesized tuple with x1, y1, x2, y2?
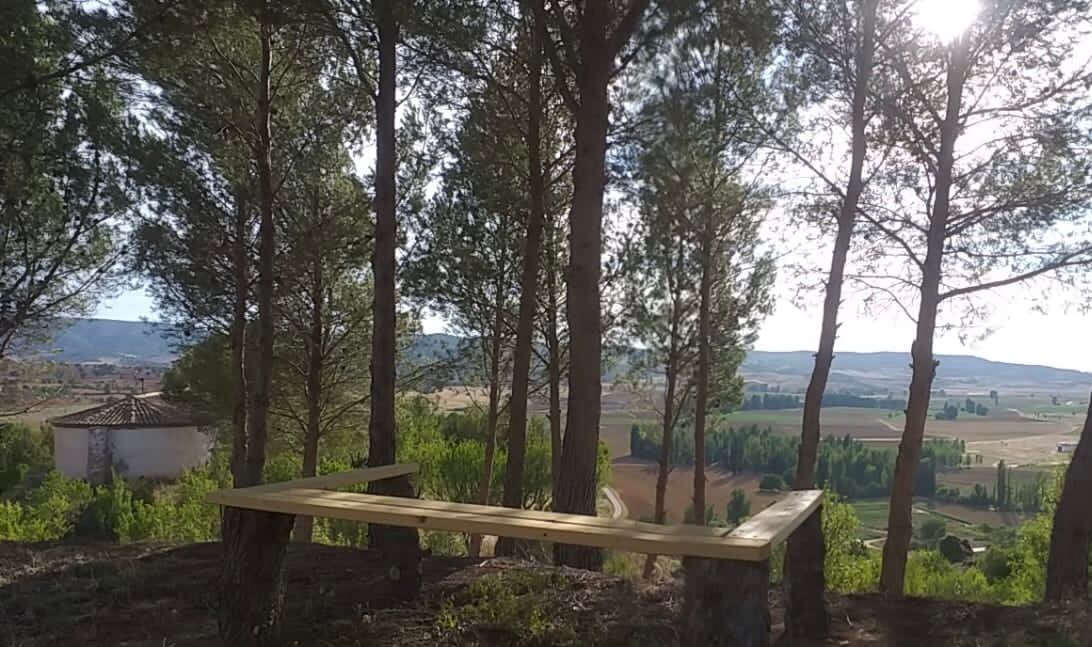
(851, 499, 1015, 546)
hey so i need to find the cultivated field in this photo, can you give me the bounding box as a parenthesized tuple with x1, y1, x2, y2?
(610, 459, 780, 523)
(851, 499, 1025, 546)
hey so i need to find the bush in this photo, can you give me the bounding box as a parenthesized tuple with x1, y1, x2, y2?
(0, 423, 52, 494)
(918, 518, 947, 541)
(726, 488, 750, 524)
(759, 474, 784, 491)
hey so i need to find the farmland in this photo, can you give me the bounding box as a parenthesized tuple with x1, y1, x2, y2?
(610, 460, 780, 523)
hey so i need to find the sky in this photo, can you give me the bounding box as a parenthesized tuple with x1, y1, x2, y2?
(92, 0, 1092, 374)
(94, 279, 1092, 372)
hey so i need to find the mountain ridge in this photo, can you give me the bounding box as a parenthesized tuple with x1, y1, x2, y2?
(11, 319, 1091, 392)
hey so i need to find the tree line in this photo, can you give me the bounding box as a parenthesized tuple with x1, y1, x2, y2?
(630, 424, 964, 500)
(740, 392, 906, 411)
(5, 0, 1092, 641)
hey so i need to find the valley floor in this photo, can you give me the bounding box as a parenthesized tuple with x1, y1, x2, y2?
(2, 542, 1088, 646)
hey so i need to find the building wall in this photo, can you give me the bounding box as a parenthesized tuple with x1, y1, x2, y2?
(111, 427, 212, 479)
(53, 427, 90, 479)
(52, 426, 212, 482)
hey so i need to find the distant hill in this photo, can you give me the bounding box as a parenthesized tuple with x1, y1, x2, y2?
(14, 318, 176, 366)
(12, 319, 1092, 393)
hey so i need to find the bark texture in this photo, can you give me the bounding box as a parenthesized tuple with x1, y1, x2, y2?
(366, 0, 421, 598)
(553, 0, 611, 571)
(218, 507, 295, 647)
(218, 17, 295, 644)
(496, 0, 547, 558)
(785, 506, 827, 639)
(787, 0, 876, 633)
(692, 222, 712, 527)
(682, 557, 770, 647)
(880, 36, 969, 594)
(1045, 393, 1092, 600)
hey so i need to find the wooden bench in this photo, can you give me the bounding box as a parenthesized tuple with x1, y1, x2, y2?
(208, 463, 825, 647)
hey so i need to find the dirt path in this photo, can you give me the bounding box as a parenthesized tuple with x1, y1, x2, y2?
(876, 417, 900, 432)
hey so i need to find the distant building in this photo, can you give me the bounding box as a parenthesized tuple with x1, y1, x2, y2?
(50, 393, 211, 483)
(1057, 441, 1078, 454)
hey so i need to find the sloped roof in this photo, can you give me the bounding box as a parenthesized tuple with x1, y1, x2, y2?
(50, 393, 196, 428)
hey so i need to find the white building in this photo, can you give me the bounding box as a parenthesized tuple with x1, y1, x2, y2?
(50, 393, 211, 483)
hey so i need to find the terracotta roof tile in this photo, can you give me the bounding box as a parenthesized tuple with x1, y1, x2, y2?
(50, 393, 196, 428)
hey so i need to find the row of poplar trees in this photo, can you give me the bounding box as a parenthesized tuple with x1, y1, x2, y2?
(5, 0, 1092, 644)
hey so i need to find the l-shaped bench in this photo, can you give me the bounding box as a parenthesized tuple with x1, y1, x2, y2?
(208, 463, 825, 647)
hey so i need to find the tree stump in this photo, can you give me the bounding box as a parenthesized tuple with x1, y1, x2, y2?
(682, 556, 770, 647)
(785, 505, 828, 640)
(218, 506, 295, 647)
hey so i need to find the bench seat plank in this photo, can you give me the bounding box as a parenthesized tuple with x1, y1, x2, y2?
(727, 490, 823, 546)
(207, 486, 772, 560)
(245, 487, 736, 538)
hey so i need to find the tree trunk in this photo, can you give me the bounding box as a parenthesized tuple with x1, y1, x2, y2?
(787, 1, 876, 634)
(1045, 392, 1092, 600)
(470, 320, 504, 558)
(496, 0, 547, 559)
(692, 222, 712, 527)
(682, 557, 770, 647)
(229, 198, 249, 484)
(218, 18, 295, 645)
(643, 301, 680, 579)
(785, 506, 826, 639)
(367, 0, 421, 600)
(553, 0, 611, 570)
(219, 506, 295, 647)
(294, 258, 324, 543)
(879, 36, 969, 594)
(546, 218, 563, 507)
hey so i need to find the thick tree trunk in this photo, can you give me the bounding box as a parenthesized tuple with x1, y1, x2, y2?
(553, 0, 611, 570)
(1045, 393, 1092, 600)
(294, 260, 324, 543)
(219, 507, 295, 647)
(496, 0, 547, 559)
(367, 0, 421, 599)
(470, 323, 504, 558)
(682, 557, 770, 647)
(219, 19, 295, 645)
(879, 36, 968, 594)
(785, 506, 826, 639)
(787, 2, 876, 635)
(692, 224, 712, 527)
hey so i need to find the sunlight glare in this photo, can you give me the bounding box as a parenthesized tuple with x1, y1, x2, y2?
(914, 0, 979, 43)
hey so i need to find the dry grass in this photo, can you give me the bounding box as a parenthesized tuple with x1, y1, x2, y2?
(2, 541, 1091, 646)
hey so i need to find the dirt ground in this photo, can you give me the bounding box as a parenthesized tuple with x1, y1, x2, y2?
(2, 541, 1089, 647)
(611, 460, 780, 522)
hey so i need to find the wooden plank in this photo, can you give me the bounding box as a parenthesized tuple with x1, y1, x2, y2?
(237, 463, 419, 494)
(206, 487, 772, 561)
(727, 490, 823, 547)
(260, 487, 735, 539)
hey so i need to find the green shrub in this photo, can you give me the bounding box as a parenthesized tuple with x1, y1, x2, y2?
(759, 474, 784, 491)
(436, 569, 572, 644)
(726, 488, 750, 524)
(0, 470, 92, 541)
(0, 423, 52, 494)
(918, 518, 947, 541)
